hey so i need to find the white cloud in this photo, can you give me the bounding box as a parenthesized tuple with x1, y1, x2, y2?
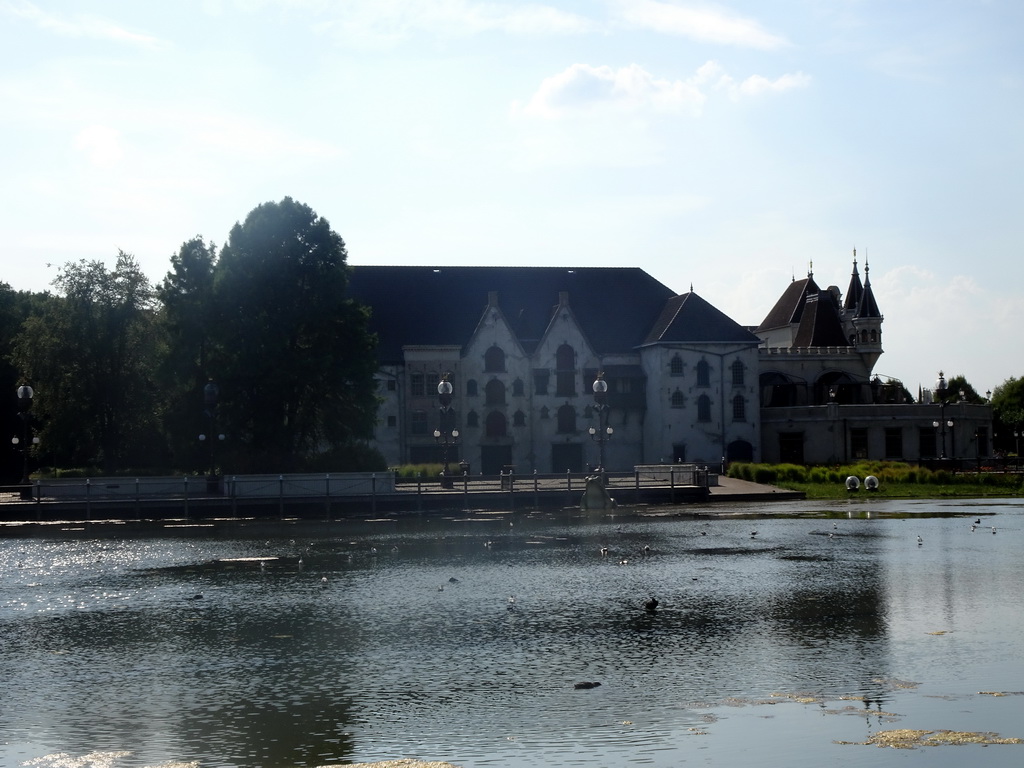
(515, 60, 809, 118)
(515, 62, 707, 118)
(73, 124, 124, 167)
(313, 0, 595, 47)
(2, 0, 167, 49)
(611, 0, 788, 50)
(732, 70, 812, 97)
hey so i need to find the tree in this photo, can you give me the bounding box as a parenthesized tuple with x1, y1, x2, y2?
(991, 376, 1024, 454)
(13, 253, 165, 474)
(205, 198, 379, 472)
(940, 374, 986, 404)
(157, 237, 219, 471)
(0, 283, 47, 482)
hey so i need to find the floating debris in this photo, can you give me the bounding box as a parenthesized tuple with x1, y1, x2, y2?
(838, 729, 1023, 749)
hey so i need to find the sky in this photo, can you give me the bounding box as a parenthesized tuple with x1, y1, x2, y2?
(1, 0, 1022, 397)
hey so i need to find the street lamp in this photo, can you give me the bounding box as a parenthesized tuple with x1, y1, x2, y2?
(435, 372, 459, 489)
(199, 380, 224, 494)
(932, 371, 953, 459)
(14, 385, 37, 499)
(588, 372, 613, 475)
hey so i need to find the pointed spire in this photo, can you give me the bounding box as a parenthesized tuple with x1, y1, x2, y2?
(844, 248, 864, 312)
(857, 253, 881, 318)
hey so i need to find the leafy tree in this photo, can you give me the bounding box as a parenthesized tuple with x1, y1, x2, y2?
(157, 237, 219, 471)
(940, 374, 986, 404)
(991, 376, 1024, 454)
(205, 198, 379, 472)
(0, 283, 47, 482)
(13, 253, 166, 474)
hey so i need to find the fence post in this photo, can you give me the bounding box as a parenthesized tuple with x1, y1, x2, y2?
(670, 465, 676, 504)
(279, 475, 285, 519)
(184, 476, 189, 519)
(566, 469, 572, 506)
(371, 472, 377, 515)
(533, 469, 539, 508)
(325, 473, 331, 521)
(231, 476, 237, 517)
(135, 478, 141, 520)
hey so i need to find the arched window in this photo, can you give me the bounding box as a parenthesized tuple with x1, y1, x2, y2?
(513, 410, 526, 427)
(696, 360, 710, 387)
(731, 360, 745, 387)
(557, 404, 576, 434)
(485, 411, 506, 437)
(671, 390, 686, 409)
(466, 379, 478, 397)
(670, 354, 684, 376)
(697, 394, 711, 422)
(484, 345, 505, 372)
(870, 329, 877, 342)
(556, 344, 576, 397)
(512, 378, 525, 397)
(466, 410, 479, 428)
(732, 395, 746, 421)
(485, 379, 506, 406)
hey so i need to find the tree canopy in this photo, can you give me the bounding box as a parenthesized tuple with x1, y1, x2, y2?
(164, 198, 380, 473)
(12, 253, 165, 474)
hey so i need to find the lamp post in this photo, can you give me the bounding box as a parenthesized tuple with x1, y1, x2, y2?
(199, 380, 224, 494)
(932, 371, 953, 459)
(14, 385, 37, 499)
(588, 372, 613, 476)
(435, 372, 459, 489)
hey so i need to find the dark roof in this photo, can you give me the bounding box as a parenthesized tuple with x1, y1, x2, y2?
(757, 275, 820, 331)
(858, 267, 881, 318)
(347, 266, 677, 363)
(793, 291, 850, 347)
(642, 291, 760, 345)
(844, 259, 863, 312)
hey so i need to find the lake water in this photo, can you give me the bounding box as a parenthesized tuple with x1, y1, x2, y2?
(2, 497, 1023, 768)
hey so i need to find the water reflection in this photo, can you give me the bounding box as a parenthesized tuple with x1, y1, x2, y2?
(2, 499, 1023, 768)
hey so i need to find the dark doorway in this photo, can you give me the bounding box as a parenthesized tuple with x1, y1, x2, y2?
(551, 443, 583, 473)
(481, 445, 513, 476)
(779, 432, 804, 464)
(726, 440, 753, 463)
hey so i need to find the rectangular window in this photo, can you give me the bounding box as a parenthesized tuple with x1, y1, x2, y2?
(850, 428, 868, 459)
(919, 427, 937, 458)
(387, 415, 397, 427)
(411, 410, 427, 435)
(387, 379, 397, 391)
(556, 370, 575, 397)
(884, 427, 903, 459)
(732, 396, 745, 422)
(534, 370, 549, 395)
(410, 373, 425, 397)
(731, 360, 744, 387)
(426, 372, 440, 395)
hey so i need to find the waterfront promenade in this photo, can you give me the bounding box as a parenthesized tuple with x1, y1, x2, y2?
(0, 472, 802, 523)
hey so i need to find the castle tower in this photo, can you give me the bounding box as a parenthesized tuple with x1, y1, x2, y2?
(842, 250, 883, 372)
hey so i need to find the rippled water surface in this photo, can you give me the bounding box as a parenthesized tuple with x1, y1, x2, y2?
(2, 497, 1023, 768)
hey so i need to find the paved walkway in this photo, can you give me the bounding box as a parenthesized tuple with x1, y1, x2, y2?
(707, 475, 803, 499)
